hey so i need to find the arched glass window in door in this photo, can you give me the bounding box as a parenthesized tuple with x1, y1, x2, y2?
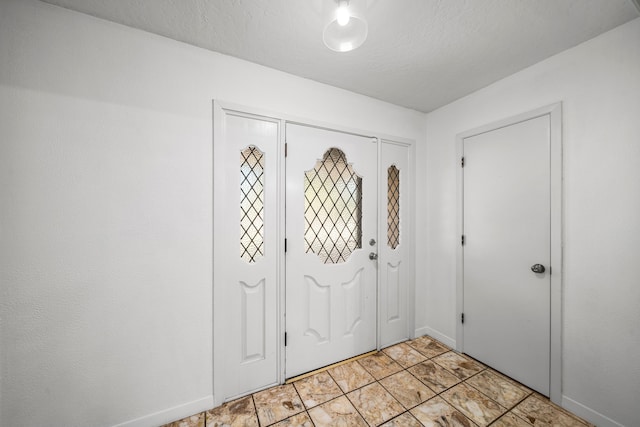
(240, 146, 265, 263)
(387, 165, 400, 249)
(304, 148, 362, 264)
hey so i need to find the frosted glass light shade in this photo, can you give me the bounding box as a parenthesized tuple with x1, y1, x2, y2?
(323, 1, 368, 52)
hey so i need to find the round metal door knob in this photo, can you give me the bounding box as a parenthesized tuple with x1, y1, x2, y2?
(369, 252, 378, 260)
(531, 264, 546, 273)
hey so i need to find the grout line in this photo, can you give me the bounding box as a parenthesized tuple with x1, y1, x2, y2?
(323, 367, 349, 395)
(288, 383, 317, 427)
(285, 350, 377, 384)
(342, 387, 376, 426)
(250, 395, 261, 427)
(376, 369, 424, 413)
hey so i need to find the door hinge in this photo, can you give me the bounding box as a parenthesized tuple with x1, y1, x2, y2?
(461, 235, 465, 246)
(285, 143, 288, 157)
(284, 332, 288, 346)
(461, 313, 465, 324)
(461, 156, 465, 167)
(284, 238, 287, 253)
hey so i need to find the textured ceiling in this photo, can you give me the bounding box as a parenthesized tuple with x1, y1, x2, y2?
(41, 0, 639, 113)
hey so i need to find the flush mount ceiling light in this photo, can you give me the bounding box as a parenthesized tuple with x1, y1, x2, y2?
(323, 0, 368, 52)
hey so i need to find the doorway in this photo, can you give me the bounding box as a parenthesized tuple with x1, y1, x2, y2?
(456, 103, 562, 403)
(213, 102, 415, 404)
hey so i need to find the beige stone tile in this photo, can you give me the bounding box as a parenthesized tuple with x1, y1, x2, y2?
(465, 370, 531, 409)
(432, 352, 484, 379)
(512, 395, 590, 427)
(357, 352, 403, 380)
(379, 370, 435, 409)
(163, 412, 205, 427)
(328, 359, 375, 393)
(272, 412, 314, 427)
(382, 342, 428, 368)
(206, 396, 258, 427)
(294, 371, 343, 409)
(492, 412, 533, 427)
(408, 360, 461, 393)
(441, 383, 506, 427)
(308, 396, 368, 427)
(411, 396, 476, 427)
(253, 384, 304, 426)
(378, 412, 423, 427)
(347, 382, 405, 426)
(406, 335, 450, 359)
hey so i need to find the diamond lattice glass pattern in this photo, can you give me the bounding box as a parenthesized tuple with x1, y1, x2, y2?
(304, 148, 362, 264)
(240, 146, 265, 263)
(387, 165, 400, 249)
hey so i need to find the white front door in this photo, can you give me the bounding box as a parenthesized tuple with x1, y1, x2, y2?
(462, 115, 551, 395)
(285, 124, 378, 378)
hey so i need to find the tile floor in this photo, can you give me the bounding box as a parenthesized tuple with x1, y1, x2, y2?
(163, 336, 593, 427)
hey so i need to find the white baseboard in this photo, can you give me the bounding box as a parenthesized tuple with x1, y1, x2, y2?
(112, 395, 214, 427)
(562, 395, 624, 427)
(414, 326, 456, 349)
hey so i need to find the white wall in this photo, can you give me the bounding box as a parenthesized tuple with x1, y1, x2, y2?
(423, 17, 640, 427)
(0, 1, 425, 426)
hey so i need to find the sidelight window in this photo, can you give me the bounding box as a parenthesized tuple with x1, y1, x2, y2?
(387, 165, 400, 249)
(240, 146, 265, 263)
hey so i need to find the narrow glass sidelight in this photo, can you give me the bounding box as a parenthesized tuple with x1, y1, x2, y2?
(387, 165, 400, 249)
(304, 148, 362, 264)
(240, 146, 265, 263)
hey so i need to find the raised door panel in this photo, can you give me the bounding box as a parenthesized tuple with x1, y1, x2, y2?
(342, 268, 364, 336)
(386, 261, 401, 322)
(240, 279, 266, 363)
(304, 275, 331, 342)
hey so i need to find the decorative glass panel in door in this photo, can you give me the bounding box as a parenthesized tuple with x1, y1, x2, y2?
(285, 124, 378, 378)
(304, 148, 362, 264)
(240, 146, 265, 263)
(387, 165, 400, 250)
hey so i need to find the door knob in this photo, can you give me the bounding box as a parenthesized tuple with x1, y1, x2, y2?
(531, 264, 546, 274)
(369, 252, 378, 260)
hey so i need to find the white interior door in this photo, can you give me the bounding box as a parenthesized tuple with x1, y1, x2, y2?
(285, 124, 378, 378)
(463, 115, 551, 395)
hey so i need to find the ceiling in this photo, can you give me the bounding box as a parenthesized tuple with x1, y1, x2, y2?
(41, 0, 639, 113)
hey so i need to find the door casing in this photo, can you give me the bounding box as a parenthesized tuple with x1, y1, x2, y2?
(455, 102, 562, 404)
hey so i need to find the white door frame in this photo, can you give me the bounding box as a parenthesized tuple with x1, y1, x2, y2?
(213, 100, 415, 403)
(455, 102, 562, 404)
